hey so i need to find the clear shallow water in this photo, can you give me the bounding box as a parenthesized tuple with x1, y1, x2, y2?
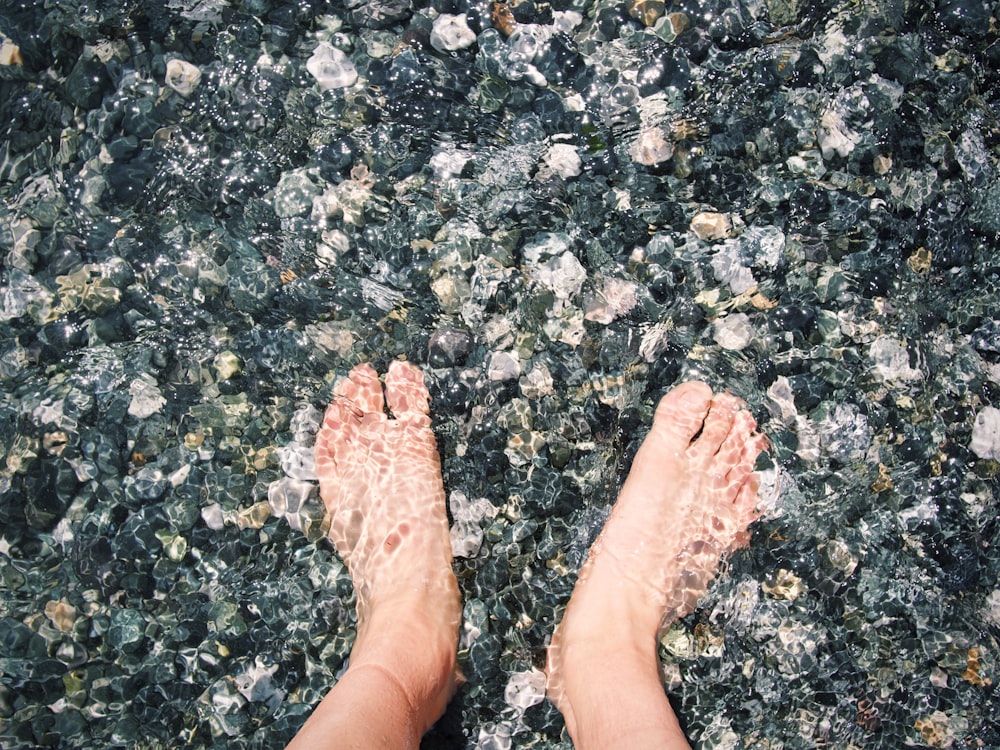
(1, 0, 999, 746)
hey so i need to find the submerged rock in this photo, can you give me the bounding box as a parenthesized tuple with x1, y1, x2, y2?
(307, 43, 358, 90)
(970, 406, 1000, 461)
(165, 59, 202, 97)
(430, 14, 477, 52)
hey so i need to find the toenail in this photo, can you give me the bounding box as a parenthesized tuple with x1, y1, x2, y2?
(681, 389, 708, 406)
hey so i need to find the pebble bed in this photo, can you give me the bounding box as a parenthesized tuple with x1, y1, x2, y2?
(1, 0, 999, 747)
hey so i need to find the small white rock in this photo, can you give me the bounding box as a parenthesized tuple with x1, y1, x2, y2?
(970, 406, 1000, 460)
(503, 668, 547, 711)
(817, 109, 859, 160)
(306, 42, 358, 90)
(429, 145, 474, 180)
(165, 59, 202, 97)
(534, 251, 586, 299)
(488, 351, 521, 381)
(128, 373, 166, 418)
(714, 312, 754, 350)
(540, 143, 582, 180)
(430, 14, 477, 52)
(986, 589, 1000, 627)
(691, 211, 733, 241)
(870, 336, 922, 382)
(629, 127, 673, 166)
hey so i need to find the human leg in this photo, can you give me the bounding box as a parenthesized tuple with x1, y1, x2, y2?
(547, 381, 770, 749)
(287, 361, 461, 750)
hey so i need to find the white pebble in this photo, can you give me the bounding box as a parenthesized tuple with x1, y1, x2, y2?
(307, 42, 358, 90)
(507, 25, 548, 63)
(488, 351, 521, 382)
(540, 143, 582, 180)
(429, 144, 474, 180)
(533, 251, 586, 299)
(128, 373, 166, 418)
(629, 127, 673, 166)
(869, 336, 921, 382)
(430, 14, 477, 52)
(691, 211, 733, 241)
(817, 109, 859, 159)
(448, 491, 496, 558)
(278, 442, 316, 481)
(714, 312, 754, 350)
(970, 406, 1000, 460)
(267, 477, 314, 518)
(165, 58, 202, 97)
(986, 589, 1000, 627)
(503, 668, 547, 711)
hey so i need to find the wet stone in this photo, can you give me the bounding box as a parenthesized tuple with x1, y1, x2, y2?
(428, 326, 474, 368)
(0, 0, 997, 745)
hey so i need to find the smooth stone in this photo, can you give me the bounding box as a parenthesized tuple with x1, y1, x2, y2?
(165, 59, 202, 97)
(539, 143, 582, 180)
(428, 326, 474, 367)
(714, 313, 754, 350)
(630, 128, 673, 166)
(306, 43, 358, 90)
(970, 406, 1000, 460)
(430, 14, 477, 52)
(691, 211, 734, 241)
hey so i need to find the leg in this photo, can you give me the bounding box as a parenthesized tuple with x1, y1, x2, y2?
(288, 361, 461, 750)
(547, 381, 769, 750)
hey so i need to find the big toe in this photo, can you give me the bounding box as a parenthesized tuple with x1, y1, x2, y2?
(336, 362, 387, 417)
(651, 380, 714, 447)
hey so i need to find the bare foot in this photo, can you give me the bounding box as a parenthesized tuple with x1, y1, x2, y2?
(313, 361, 461, 733)
(546, 381, 769, 747)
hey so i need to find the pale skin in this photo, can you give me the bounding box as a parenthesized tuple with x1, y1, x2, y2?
(287, 361, 769, 750)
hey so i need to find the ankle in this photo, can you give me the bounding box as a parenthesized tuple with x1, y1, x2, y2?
(553, 639, 689, 750)
(350, 599, 460, 727)
(560, 563, 665, 648)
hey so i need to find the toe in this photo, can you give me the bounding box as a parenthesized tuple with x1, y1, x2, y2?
(385, 360, 432, 426)
(315, 399, 359, 512)
(337, 363, 387, 418)
(692, 392, 741, 458)
(650, 380, 714, 447)
(715, 408, 759, 467)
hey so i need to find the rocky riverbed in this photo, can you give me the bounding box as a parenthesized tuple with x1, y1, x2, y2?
(1, 0, 998, 746)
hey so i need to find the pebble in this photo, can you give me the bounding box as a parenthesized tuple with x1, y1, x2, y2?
(582, 276, 639, 324)
(488, 351, 521, 381)
(306, 42, 358, 90)
(164, 59, 202, 97)
(869, 336, 922, 382)
(428, 326, 474, 367)
(0, 38, 22, 66)
(274, 169, 321, 218)
(714, 313, 754, 350)
(213, 351, 242, 380)
(44, 600, 78, 632)
(532, 251, 586, 300)
(970, 406, 1000, 461)
(503, 667, 547, 711)
(691, 211, 734, 241)
(430, 14, 477, 53)
(538, 142, 582, 180)
(629, 127, 673, 166)
(817, 108, 859, 159)
(127, 373, 166, 419)
(448, 491, 497, 558)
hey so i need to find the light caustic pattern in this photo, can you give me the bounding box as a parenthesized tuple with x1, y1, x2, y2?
(314, 361, 458, 623)
(547, 381, 770, 720)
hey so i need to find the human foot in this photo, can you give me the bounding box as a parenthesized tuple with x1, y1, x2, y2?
(313, 360, 461, 732)
(546, 381, 769, 744)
